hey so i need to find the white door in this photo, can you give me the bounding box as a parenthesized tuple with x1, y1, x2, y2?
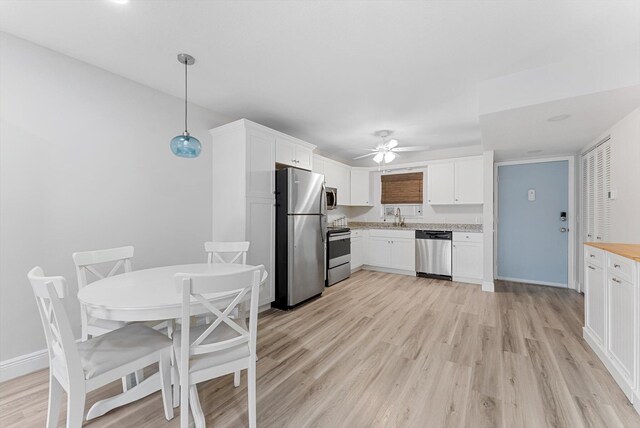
(351, 237, 363, 269)
(351, 169, 371, 205)
(454, 158, 483, 204)
(247, 130, 275, 199)
(246, 198, 275, 305)
(275, 138, 296, 166)
(607, 275, 634, 382)
(585, 262, 605, 346)
(295, 146, 313, 170)
(390, 238, 415, 271)
(368, 237, 391, 268)
(427, 163, 455, 204)
(453, 242, 483, 279)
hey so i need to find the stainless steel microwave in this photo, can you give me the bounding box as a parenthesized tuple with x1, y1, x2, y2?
(326, 187, 337, 210)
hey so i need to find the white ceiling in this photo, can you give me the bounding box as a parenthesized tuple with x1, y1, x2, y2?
(1, 1, 638, 164)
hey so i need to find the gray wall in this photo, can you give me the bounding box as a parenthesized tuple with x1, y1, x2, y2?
(0, 33, 230, 361)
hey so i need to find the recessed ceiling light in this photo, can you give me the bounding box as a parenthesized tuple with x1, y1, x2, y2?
(110, 0, 129, 4)
(527, 150, 543, 154)
(547, 114, 571, 122)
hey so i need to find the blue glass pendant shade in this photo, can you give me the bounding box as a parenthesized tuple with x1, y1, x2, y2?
(170, 133, 201, 158)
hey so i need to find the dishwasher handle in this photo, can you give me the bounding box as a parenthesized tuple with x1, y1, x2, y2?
(415, 230, 452, 240)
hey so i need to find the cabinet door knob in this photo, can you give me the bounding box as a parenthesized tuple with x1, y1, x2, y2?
(614, 263, 621, 268)
(612, 277, 622, 284)
(588, 265, 595, 270)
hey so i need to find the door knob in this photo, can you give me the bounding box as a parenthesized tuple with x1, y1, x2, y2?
(560, 227, 568, 233)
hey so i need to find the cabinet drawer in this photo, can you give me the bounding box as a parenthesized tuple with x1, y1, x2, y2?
(369, 229, 414, 239)
(453, 232, 483, 243)
(584, 246, 604, 268)
(607, 253, 634, 283)
(351, 230, 362, 239)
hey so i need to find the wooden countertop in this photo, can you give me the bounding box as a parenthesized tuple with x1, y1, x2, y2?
(585, 242, 640, 262)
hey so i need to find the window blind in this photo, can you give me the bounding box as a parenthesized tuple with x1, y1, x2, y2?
(381, 172, 423, 204)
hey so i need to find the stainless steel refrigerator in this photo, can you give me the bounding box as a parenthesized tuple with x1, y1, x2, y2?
(274, 168, 327, 309)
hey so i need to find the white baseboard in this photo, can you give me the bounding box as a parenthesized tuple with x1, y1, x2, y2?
(584, 327, 634, 402)
(453, 276, 482, 286)
(0, 348, 49, 383)
(362, 265, 415, 277)
(497, 276, 567, 288)
(634, 390, 640, 415)
(481, 280, 495, 292)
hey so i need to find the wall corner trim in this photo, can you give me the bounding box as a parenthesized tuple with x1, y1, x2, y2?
(481, 280, 495, 293)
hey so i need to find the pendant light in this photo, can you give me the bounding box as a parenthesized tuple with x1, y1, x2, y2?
(170, 53, 201, 158)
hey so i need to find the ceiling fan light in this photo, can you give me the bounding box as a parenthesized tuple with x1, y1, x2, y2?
(384, 152, 396, 163)
(373, 152, 384, 163)
(386, 139, 398, 149)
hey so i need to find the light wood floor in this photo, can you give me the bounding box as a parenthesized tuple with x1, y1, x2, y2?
(2, 270, 639, 427)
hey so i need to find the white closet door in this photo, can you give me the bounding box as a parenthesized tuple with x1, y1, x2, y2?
(582, 156, 591, 241)
(587, 152, 595, 241)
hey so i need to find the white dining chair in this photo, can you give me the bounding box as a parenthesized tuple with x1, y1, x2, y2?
(72, 246, 134, 341)
(204, 241, 250, 265)
(172, 265, 265, 428)
(203, 241, 252, 387)
(27, 267, 174, 428)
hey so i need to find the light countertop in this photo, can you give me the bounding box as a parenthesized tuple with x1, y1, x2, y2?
(348, 221, 483, 233)
(585, 242, 640, 262)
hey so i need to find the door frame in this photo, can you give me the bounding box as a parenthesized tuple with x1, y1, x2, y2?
(493, 156, 576, 290)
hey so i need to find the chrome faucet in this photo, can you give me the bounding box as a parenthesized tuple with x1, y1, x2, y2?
(395, 208, 405, 227)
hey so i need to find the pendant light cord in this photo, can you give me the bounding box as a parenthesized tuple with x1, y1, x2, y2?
(184, 58, 188, 134)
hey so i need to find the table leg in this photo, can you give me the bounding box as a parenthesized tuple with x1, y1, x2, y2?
(86, 373, 161, 420)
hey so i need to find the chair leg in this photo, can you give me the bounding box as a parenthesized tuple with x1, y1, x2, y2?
(248, 360, 256, 428)
(66, 385, 86, 428)
(180, 376, 189, 428)
(234, 371, 241, 387)
(189, 386, 205, 428)
(172, 353, 180, 409)
(159, 350, 174, 421)
(46, 374, 64, 428)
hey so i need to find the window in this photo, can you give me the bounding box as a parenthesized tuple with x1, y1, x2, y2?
(381, 172, 423, 204)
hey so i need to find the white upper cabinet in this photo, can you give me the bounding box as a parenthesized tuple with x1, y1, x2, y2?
(427, 163, 455, 204)
(323, 159, 351, 205)
(454, 158, 483, 204)
(427, 157, 483, 205)
(247, 130, 275, 199)
(275, 136, 313, 170)
(350, 169, 371, 206)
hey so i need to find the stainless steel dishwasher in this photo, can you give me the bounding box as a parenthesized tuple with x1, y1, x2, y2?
(415, 230, 452, 280)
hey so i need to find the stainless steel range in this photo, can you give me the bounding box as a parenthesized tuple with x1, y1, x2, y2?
(326, 227, 351, 286)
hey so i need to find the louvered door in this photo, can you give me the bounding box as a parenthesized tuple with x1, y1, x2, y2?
(582, 140, 611, 243)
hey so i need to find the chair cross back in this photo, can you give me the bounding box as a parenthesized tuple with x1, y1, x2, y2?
(204, 241, 250, 265)
(175, 266, 264, 356)
(28, 267, 82, 384)
(72, 246, 134, 287)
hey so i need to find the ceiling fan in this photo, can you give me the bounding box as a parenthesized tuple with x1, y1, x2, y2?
(353, 130, 430, 164)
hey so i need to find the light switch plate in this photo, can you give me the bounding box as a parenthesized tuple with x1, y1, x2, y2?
(528, 189, 536, 201)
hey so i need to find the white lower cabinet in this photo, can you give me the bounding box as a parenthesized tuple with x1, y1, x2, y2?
(246, 198, 275, 306)
(584, 258, 605, 347)
(350, 230, 364, 271)
(583, 245, 638, 404)
(452, 232, 483, 284)
(607, 273, 635, 389)
(365, 230, 415, 272)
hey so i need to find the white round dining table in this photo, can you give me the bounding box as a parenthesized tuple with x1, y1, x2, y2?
(76, 263, 259, 421)
(77, 263, 257, 323)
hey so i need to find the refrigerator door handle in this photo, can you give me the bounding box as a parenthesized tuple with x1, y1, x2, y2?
(320, 182, 327, 244)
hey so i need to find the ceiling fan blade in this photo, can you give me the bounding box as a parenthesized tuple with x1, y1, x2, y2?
(385, 139, 399, 149)
(353, 152, 378, 160)
(392, 146, 430, 152)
